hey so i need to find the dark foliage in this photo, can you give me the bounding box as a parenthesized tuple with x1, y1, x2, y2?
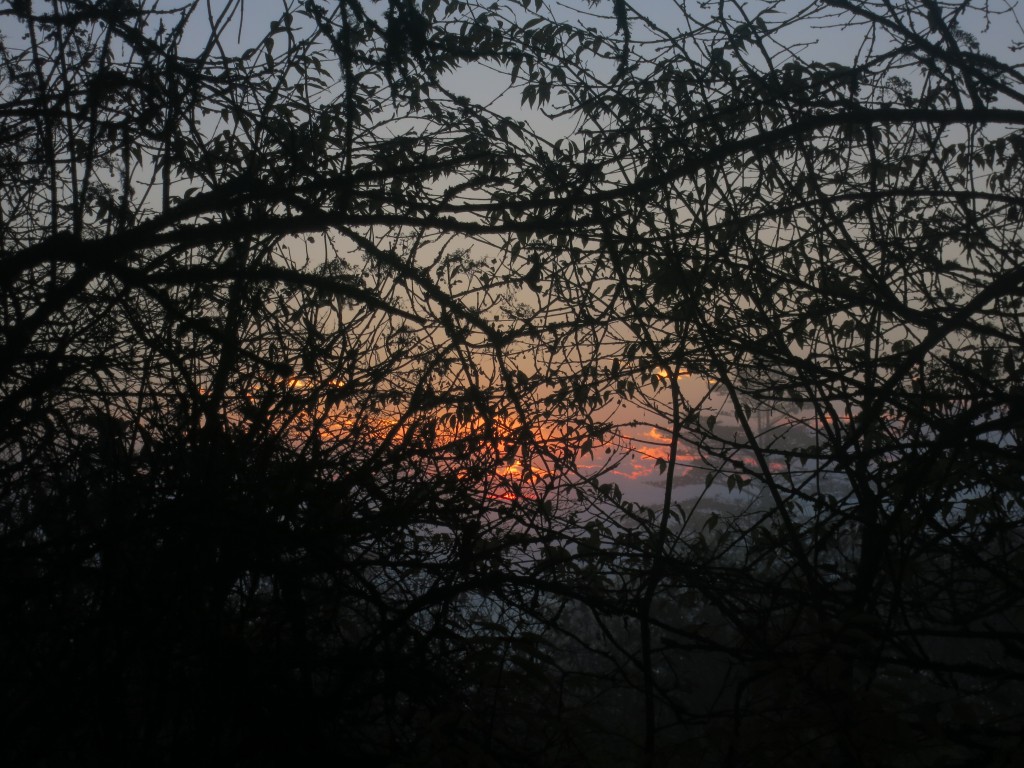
(2, 1, 1024, 765)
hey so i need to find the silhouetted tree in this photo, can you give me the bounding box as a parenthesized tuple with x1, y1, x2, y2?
(3, 1, 1024, 766)
(0, 1, 586, 763)
(506, 1, 1024, 764)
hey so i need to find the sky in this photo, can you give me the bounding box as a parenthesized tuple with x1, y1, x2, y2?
(6, 0, 1019, 511)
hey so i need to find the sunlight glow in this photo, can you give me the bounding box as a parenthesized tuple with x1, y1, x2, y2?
(654, 368, 716, 384)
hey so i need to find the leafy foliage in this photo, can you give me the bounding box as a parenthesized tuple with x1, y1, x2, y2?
(2, 0, 1024, 765)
